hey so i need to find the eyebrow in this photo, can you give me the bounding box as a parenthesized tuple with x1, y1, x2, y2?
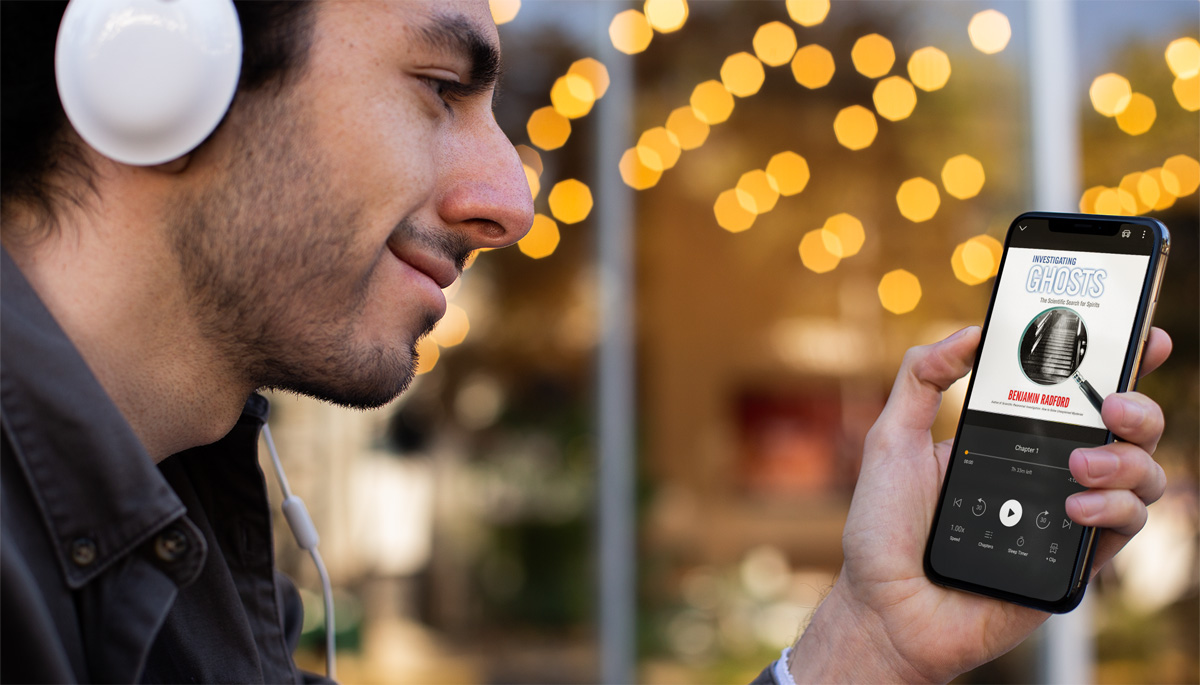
(416, 13, 502, 97)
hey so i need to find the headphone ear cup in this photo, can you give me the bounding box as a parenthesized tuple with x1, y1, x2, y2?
(55, 0, 242, 166)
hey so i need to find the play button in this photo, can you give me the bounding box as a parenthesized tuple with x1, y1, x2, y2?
(1000, 499, 1023, 527)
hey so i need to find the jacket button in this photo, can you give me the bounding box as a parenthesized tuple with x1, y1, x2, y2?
(71, 538, 97, 567)
(155, 528, 190, 563)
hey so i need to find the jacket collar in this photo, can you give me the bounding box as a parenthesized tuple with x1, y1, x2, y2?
(1, 249, 186, 589)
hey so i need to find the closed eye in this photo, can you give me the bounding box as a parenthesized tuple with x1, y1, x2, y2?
(419, 75, 488, 112)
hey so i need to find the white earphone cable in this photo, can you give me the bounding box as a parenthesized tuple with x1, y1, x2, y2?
(262, 424, 337, 681)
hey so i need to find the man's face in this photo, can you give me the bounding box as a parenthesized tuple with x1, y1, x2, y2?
(171, 1, 533, 408)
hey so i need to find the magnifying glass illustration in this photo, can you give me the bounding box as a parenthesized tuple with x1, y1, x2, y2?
(1018, 307, 1104, 413)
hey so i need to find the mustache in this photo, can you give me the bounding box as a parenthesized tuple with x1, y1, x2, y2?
(389, 217, 475, 275)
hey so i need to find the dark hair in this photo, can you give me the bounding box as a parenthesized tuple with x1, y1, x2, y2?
(0, 1, 316, 241)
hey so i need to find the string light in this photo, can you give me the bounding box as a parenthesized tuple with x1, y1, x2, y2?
(610, 10, 653, 54)
(968, 10, 1011, 54)
(1165, 37, 1200, 79)
(721, 52, 766, 98)
(799, 229, 840, 273)
(637, 127, 683, 170)
(753, 22, 798, 67)
(907, 47, 951, 91)
(941, 154, 985, 200)
(791, 44, 836, 89)
(619, 148, 663, 189)
(489, 0, 520, 25)
(872, 76, 917, 121)
(1089, 73, 1133, 117)
(690, 80, 736, 124)
(851, 34, 895, 78)
(878, 269, 922, 314)
(896, 177, 941, 222)
(1116, 93, 1156, 135)
(665, 106, 710, 150)
(765, 152, 810, 195)
(822, 213, 864, 257)
(548, 179, 594, 224)
(527, 106, 571, 150)
(833, 105, 878, 150)
(714, 189, 757, 232)
(518, 214, 561, 258)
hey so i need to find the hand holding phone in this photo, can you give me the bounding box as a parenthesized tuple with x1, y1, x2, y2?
(925, 212, 1169, 612)
(787, 324, 1170, 683)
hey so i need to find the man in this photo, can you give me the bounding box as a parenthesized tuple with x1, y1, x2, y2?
(0, 1, 1170, 683)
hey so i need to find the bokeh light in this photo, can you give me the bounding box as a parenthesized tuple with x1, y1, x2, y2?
(737, 170, 780, 214)
(968, 10, 1011, 55)
(415, 335, 440, 375)
(666, 106, 710, 150)
(1094, 188, 1137, 215)
(878, 269, 922, 314)
(523, 164, 540, 200)
(1174, 74, 1199, 112)
(610, 10, 653, 55)
(431, 303, 470, 347)
(791, 44, 836, 89)
(951, 239, 994, 285)
(822, 213, 864, 257)
(550, 74, 596, 119)
(1079, 185, 1105, 213)
(721, 52, 766, 97)
(1116, 93, 1156, 135)
(851, 34, 895, 78)
(1119, 172, 1151, 214)
(644, 0, 688, 33)
(1164, 154, 1200, 196)
(1136, 173, 1162, 210)
(638, 127, 682, 171)
(691, 80, 736, 124)
(619, 148, 663, 190)
(1089, 73, 1133, 117)
(799, 229, 840, 273)
(785, 0, 830, 27)
(489, 0, 520, 25)
(833, 105, 878, 150)
(1165, 37, 1200, 79)
(896, 177, 941, 222)
(714, 189, 757, 233)
(518, 214, 560, 259)
(765, 151, 810, 196)
(907, 47, 951, 91)
(1145, 169, 1178, 211)
(568, 58, 610, 99)
(527, 106, 571, 150)
(754, 22, 798, 67)
(872, 76, 917, 121)
(548, 179, 593, 224)
(941, 154, 986, 200)
(515, 144, 543, 176)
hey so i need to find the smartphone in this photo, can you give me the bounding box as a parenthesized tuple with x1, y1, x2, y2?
(924, 211, 1169, 613)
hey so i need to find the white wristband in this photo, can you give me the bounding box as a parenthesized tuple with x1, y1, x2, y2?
(773, 646, 798, 685)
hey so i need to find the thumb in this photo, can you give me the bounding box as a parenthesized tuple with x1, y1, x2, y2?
(876, 326, 980, 436)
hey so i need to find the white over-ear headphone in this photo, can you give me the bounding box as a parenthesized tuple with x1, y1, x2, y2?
(55, 0, 242, 166)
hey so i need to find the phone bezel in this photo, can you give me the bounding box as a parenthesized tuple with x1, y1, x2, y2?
(923, 211, 1170, 613)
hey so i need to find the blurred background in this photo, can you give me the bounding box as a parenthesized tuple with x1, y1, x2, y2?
(269, 1, 1199, 683)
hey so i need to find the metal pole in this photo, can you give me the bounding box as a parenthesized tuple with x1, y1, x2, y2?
(1028, 2, 1094, 683)
(595, 2, 636, 683)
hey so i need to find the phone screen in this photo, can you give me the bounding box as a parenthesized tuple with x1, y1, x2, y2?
(927, 215, 1163, 608)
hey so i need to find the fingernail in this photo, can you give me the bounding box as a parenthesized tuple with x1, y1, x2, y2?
(1070, 492, 1103, 519)
(1120, 397, 1147, 427)
(1086, 452, 1119, 479)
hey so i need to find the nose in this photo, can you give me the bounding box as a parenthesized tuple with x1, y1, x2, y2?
(438, 113, 535, 249)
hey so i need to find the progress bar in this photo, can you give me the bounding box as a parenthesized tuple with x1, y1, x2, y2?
(965, 450, 1070, 472)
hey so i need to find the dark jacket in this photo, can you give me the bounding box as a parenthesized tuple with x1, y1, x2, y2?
(1, 250, 310, 683)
